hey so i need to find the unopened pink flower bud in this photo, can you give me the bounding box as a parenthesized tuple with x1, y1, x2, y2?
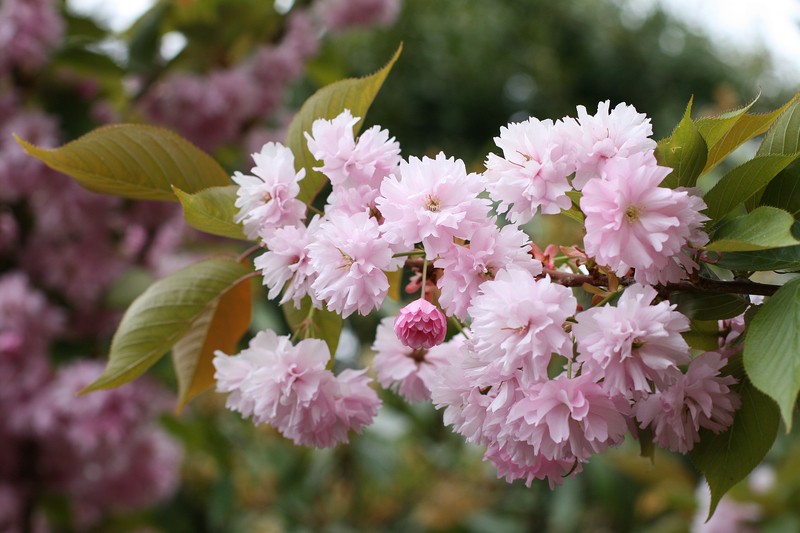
(393, 299, 447, 349)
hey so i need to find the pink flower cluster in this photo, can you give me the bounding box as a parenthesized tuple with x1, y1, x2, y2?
(223, 103, 739, 490)
(213, 330, 380, 447)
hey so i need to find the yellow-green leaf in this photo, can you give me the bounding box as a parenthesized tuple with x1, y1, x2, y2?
(80, 257, 253, 394)
(174, 185, 248, 241)
(286, 44, 402, 205)
(172, 265, 253, 412)
(15, 124, 230, 201)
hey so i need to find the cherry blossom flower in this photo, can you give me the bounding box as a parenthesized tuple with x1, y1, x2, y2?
(254, 216, 321, 308)
(307, 211, 402, 317)
(485, 441, 582, 489)
(377, 153, 491, 259)
(581, 152, 708, 284)
(573, 284, 691, 395)
(435, 223, 542, 319)
(305, 110, 401, 189)
(483, 118, 574, 223)
(565, 100, 657, 190)
(393, 298, 447, 349)
(232, 142, 307, 240)
(468, 268, 576, 382)
(213, 330, 381, 448)
(372, 317, 458, 402)
(507, 373, 629, 461)
(635, 351, 740, 453)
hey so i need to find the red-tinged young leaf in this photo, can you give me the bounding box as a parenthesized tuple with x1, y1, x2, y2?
(15, 124, 230, 201)
(172, 264, 253, 412)
(744, 277, 800, 429)
(80, 257, 253, 394)
(286, 44, 402, 205)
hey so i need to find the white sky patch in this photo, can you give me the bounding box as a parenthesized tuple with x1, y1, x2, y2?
(627, 0, 800, 86)
(67, 0, 155, 32)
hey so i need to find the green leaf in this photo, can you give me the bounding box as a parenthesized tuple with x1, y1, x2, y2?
(172, 264, 253, 412)
(683, 319, 722, 351)
(759, 160, 800, 217)
(744, 277, 800, 429)
(174, 185, 248, 241)
(669, 290, 749, 320)
(696, 94, 800, 173)
(655, 97, 708, 188)
(758, 95, 800, 156)
(690, 374, 780, 518)
(707, 207, 800, 252)
(387, 269, 403, 301)
(286, 44, 402, 205)
(282, 298, 343, 356)
(127, 2, 169, 73)
(716, 245, 800, 272)
(80, 257, 253, 393)
(702, 154, 799, 222)
(15, 124, 230, 201)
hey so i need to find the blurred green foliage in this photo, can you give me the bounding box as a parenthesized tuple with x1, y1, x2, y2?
(312, 0, 783, 164)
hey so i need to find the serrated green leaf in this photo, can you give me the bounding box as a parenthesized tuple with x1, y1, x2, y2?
(744, 277, 800, 429)
(286, 44, 402, 205)
(282, 297, 342, 356)
(758, 96, 800, 156)
(15, 124, 230, 201)
(702, 154, 799, 222)
(716, 245, 800, 272)
(172, 265, 253, 412)
(174, 185, 248, 241)
(655, 97, 708, 188)
(707, 207, 800, 252)
(695, 95, 758, 148)
(759, 160, 800, 217)
(80, 257, 253, 393)
(696, 94, 800, 174)
(669, 291, 749, 320)
(690, 375, 780, 518)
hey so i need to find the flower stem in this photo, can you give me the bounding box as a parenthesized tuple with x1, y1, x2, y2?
(421, 258, 429, 299)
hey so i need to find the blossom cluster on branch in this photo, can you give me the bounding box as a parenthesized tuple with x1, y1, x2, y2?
(214, 102, 745, 487)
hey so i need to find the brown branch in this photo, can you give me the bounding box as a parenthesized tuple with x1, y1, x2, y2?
(541, 268, 781, 297)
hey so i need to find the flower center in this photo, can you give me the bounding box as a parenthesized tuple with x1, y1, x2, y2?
(624, 204, 641, 222)
(425, 194, 441, 212)
(337, 248, 354, 269)
(409, 348, 428, 363)
(262, 191, 273, 203)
